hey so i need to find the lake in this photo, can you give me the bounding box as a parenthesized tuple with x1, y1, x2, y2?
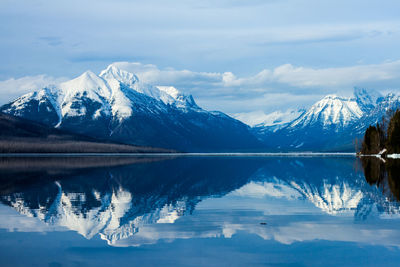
(0, 155, 399, 266)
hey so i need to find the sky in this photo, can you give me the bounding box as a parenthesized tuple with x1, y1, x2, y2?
(1, 0, 400, 125)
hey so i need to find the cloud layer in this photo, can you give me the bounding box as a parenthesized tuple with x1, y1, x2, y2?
(0, 75, 67, 105)
(111, 60, 400, 119)
(2, 60, 400, 126)
(112, 60, 400, 93)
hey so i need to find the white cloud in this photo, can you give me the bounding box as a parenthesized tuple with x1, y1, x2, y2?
(111, 62, 221, 87)
(110, 60, 400, 121)
(112, 60, 400, 92)
(2, 60, 400, 125)
(0, 75, 67, 105)
(215, 60, 400, 89)
(270, 61, 400, 88)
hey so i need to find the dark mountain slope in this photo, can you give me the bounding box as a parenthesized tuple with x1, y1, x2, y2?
(0, 112, 172, 153)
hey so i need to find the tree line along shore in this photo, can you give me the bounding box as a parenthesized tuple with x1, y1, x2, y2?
(360, 109, 400, 156)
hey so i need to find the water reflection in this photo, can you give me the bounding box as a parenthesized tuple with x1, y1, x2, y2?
(361, 157, 400, 202)
(1, 156, 400, 248)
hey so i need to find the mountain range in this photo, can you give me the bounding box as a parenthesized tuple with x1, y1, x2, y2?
(0, 65, 260, 152)
(1, 64, 399, 152)
(253, 87, 400, 151)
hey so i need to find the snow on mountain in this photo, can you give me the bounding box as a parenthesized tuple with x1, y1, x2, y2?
(3, 64, 198, 124)
(255, 87, 383, 133)
(259, 109, 304, 127)
(232, 111, 272, 127)
(233, 109, 304, 128)
(99, 64, 199, 110)
(290, 94, 363, 129)
(1, 64, 259, 151)
(254, 109, 306, 132)
(252, 88, 392, 151)
(57, 71, 116, 121)
(156, 86, 199, 110)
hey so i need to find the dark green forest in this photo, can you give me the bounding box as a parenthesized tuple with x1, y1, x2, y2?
(361, 110, 400, 154)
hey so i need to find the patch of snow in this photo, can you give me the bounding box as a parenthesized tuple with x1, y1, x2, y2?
(379, 149, 387, 155)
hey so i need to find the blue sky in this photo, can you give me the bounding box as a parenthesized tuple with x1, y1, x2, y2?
(1, 0, 400, 124)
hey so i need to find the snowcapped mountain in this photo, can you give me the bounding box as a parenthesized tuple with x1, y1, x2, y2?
(253, 87, 398, 151)
(289, 94, 363, 130)
(254, 109, 306, 131)
(0, 64, 260, 151)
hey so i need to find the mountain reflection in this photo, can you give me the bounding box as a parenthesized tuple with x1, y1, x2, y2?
(1, 156, 400, 246)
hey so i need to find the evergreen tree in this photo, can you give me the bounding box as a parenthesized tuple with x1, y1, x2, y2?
(361, 125, 382, 154)
(387, 110, 400, 153)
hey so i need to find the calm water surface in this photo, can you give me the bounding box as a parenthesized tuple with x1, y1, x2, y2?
(0, 156, 399, 266)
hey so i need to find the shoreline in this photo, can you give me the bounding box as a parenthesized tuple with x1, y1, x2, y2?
(0, 152, 357, 157)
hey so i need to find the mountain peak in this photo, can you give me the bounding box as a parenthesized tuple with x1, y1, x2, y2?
(99, 64, 139, 85)
(59, 70, 111, 99)
(323, 94, 339, 99)
(290, 93, 363, 128)
(81, 70, 98, 78)
(320, 94, 348, 102)
(63, 70, 105, 87)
